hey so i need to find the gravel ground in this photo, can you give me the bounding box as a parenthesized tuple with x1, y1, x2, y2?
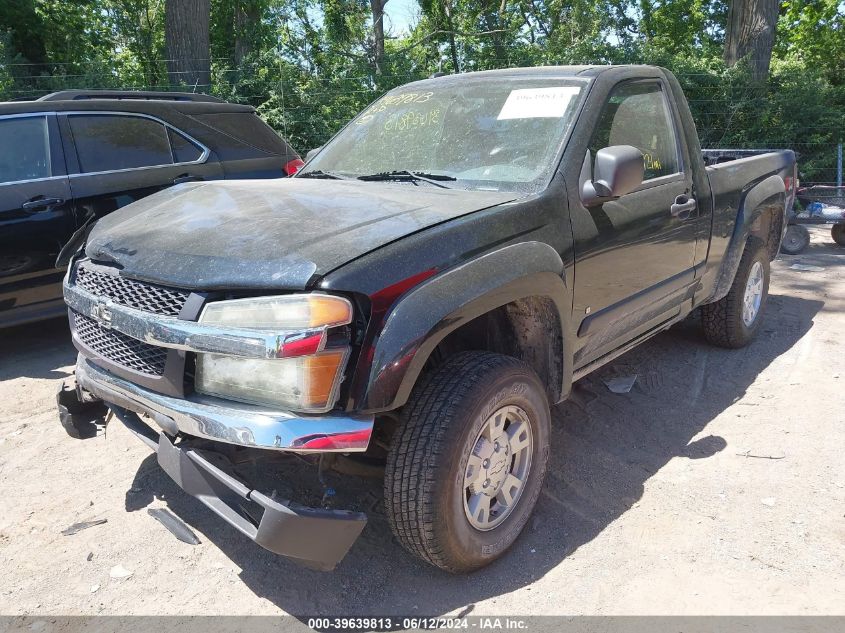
(0, 227, 843, 617)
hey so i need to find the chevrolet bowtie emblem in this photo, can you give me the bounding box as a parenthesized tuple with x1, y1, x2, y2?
(90, 298, 113, 328)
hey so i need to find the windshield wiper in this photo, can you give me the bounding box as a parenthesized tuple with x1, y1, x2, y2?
(357, 170, 456, 189)
(297, 169, 351, 180)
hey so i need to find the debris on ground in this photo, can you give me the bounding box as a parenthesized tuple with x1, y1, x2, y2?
(109, 565, 133, 580)
(736, 450, 786, 459)
(750, 555, 785, 571)
(790, 264, 825, 272)
(61, 518, 107, 536)
(761, 497, 777, 507)
(86, 552, 93, 562)
(147, 508, 200, 545)
(89, 584, 99, 594)
(604, 375, 638, 394)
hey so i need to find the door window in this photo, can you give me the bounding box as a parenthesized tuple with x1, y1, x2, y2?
(0, 116, 51, 184)
(69, 114, 173, 173)
(589, 82, 680, 181)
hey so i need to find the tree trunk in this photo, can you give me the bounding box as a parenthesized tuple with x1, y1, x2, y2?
(483, 3, 507, 67)
(234, 0, 261, 66)
(724, 0, 779, 81)
(443, 0, 460, 73)
(165, 0, 211, 88)
(370, 0, 387, 73)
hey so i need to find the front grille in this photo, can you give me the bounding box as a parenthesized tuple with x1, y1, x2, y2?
(75, 262, 189, 317)
(74, 313, 168, 376)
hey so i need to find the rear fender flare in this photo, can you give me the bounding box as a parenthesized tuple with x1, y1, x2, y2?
(361, 241, 572, 412)
(710, 175, 785, 302)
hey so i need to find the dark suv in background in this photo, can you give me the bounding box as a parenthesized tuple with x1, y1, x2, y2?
(0, 90, 302, 328)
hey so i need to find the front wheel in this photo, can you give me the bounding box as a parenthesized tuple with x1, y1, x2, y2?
(384, 352, 550, 573)
(701, 237, 770, 349)
(832, 223, 845, 246)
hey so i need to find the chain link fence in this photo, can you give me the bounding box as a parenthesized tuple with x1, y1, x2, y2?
(2, 57, 842, 185)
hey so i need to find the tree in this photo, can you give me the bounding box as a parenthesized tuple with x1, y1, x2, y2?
(107, 0, 166, 88)
(0, 0, 48, 71)
(234, 0, 264, 65)
(418, 0, 461, 72)
(776, 0, 845, 84)
(638, 0, 724, 57)
(724, 0, 779, 81)
(165, 0, 211, 88)
(370, 0, 388, 72)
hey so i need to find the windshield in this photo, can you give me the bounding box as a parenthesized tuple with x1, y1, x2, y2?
(300, 77, 586, 194)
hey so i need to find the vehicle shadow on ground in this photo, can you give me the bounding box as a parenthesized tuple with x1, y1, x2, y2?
(0, 318, 75, 381)
(127, 293, 822, 616)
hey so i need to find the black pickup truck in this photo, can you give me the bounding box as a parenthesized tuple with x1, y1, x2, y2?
(58, 65, 796, 572)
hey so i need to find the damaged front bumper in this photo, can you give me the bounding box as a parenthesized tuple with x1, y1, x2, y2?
(74, 355, 374, 452)
(113, 407, 366, 570)
(65, 355, 374, 570)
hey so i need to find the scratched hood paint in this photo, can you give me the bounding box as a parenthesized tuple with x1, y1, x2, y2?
(85, 179, 517, 290)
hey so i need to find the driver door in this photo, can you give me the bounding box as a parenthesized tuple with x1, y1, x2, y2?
(571, 79, 699, 367)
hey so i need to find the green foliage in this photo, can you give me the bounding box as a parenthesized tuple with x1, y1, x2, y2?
(0, 32, 15, 97)
(776, 0, 845, 85)
(0, 0, 841, 181)
(638, 0, 726, 57)
(105, 0, 167, 87)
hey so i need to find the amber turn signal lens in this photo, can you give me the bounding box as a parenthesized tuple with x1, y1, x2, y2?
(306, 295, 353, 328)
(303, 350, 347, 409)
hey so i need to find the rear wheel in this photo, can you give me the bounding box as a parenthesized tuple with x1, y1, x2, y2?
(781, 224, 810, 254)
(384, 352, 550, 573)
(701, 238, 770, 349)
(832, 223, 845, 246)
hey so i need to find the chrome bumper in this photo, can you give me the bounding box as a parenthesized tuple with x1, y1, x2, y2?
(63, 279, 328, 359)
(75, 355, 373, 453)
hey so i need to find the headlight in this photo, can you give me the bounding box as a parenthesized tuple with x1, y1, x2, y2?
(195, 350, 348, 412)
(194, 295, 353, 412)
(199, 294, 352, 330)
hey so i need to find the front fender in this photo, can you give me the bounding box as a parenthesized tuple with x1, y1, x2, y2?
(708, 174, 785, 303)
(360, 241, 572, 412)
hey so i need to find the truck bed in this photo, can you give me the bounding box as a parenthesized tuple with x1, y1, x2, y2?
(698, 148, 796, 302)
(701, 148, 792, 166)
(704, 149, 795, 203)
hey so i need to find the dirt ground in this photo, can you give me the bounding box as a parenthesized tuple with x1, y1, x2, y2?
(0, 226, 843, 617)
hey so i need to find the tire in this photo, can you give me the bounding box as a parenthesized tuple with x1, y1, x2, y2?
(384, 351, 550, 573)
(832, 223, 845, 246)
(780, 224, 810, 255)
(701, 237, 770, 349)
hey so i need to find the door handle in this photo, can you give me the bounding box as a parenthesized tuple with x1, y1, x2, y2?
(22, 197, 64, 212)
(670, 195, 697, 219)
(173, 174, 203, 185)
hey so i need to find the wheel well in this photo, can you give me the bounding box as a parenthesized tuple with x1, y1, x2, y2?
(425, 296, 564, 403)
(749, 202, 784, 260)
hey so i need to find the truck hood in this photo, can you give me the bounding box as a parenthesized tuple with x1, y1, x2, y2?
(85, 179, 517, 290)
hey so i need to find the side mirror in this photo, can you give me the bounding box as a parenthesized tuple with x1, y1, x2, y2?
(581, 145, 644, 205)
(305, 146, 323, 162)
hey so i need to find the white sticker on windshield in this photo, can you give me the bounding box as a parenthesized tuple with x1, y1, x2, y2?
(497, 87, 580, 120)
